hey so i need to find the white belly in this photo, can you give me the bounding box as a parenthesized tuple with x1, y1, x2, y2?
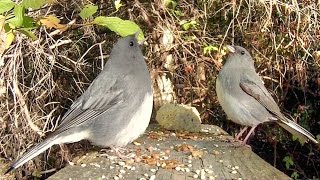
(112, 92, 153, 147)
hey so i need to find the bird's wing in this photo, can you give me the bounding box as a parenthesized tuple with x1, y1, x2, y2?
(239, 72, 285, 120)
(240, 72, 318, 144)
(52, 74, 124, 135)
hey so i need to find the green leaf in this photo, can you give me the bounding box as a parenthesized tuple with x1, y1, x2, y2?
(18, 29, 37, 40)
(22, 0, 46, 10)
(283, 156, 294, 169)
(0, 0, 15, 14)
(181, 20, 198, 31)
(24, 16, 37, 28)
(291, 172, 299, 179)
(114, 0, 123, 12)
(79, 4, 98, 20)
(7, 4, 25, 28)
(203, 45, 219, 55)
(165, 0, 177, 9)
(93, 16, 144, 41)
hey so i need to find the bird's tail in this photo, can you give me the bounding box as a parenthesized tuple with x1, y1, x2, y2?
(5, 135, 59, 174)
(277, 117, 318, 144)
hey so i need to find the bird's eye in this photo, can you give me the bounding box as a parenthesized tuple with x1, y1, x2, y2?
(240, 51, 245, 55)
(129, 41, 134, 46)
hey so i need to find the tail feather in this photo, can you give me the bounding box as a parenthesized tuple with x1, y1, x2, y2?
(5, 136, 59, 174)
(277, 117, 318, 144)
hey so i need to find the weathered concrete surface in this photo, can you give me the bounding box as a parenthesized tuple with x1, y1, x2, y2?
(47, 124, 290, 180)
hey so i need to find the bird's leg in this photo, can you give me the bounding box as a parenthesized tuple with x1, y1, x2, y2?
(235, 126, 248, 140)
(242, 125, 257, 144)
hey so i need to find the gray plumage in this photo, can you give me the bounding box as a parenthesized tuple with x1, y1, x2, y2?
(216, 45, 318, 144)
(6, 33, 153, 173)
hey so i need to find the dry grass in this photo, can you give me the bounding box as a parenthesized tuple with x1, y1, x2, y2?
(1, 0, 319, 179)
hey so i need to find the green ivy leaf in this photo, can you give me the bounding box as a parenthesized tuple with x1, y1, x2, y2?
(93, 16, 144, 41)
(283, 156, 294, 170)
(19, 28, 38, 40)
(22, 0, 47, 10)
(0, 0, 15, 14)
(181, 20, 198, 31)
(79, 4, 98, 20)
(291, 172, 299, 179)
(7, 4, 25, 28)
(203, 45, 219, 55)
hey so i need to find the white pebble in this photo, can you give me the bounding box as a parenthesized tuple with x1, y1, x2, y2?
(231, 170, 237, 174)
(110, 166, 115, 169)
(209, 176, 215, 179)
(102, 175, 106, 179)
(195, 170, 201, 175)
(139, 178, 146, 180)
(187, 164, 192, 167)
(113, 176, 119, 180)
(130, 166, 136, 171)
(118, 161, 125, 166)
(144, 173, 149, 177)
(185, 168, 190, 172)
(81, 164, 86, 167)
(188, 160, 192, 163)
(175, 167, 181, 171)
(119, 169, 126, 174)
(193, 174, 199, 178)
(150, 175, 156, 180)
(150, 169, 157, 173)
(118, 174, 123, 178)
(235, 166, 239, 169)
(200, 169, 205, 176)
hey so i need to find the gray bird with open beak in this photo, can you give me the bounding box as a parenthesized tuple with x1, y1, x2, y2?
(216, 45, 318, 144)
(5, 32, 153, 173)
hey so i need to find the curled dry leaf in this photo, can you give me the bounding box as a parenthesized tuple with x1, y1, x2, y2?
(190, 149, 203, 158)
(176, 132, 199, 140)
(175, 144, 194, 152)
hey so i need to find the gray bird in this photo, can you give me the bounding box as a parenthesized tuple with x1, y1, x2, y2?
(5, 33, 153, 173)
(216, 45, 318, 144)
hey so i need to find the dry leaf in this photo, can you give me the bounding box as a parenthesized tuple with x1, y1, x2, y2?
(39, 15, 67, 32)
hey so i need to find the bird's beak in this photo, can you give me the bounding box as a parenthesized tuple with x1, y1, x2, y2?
(226, 45, 235, 53)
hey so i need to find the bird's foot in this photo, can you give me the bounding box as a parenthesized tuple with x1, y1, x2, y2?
(100, 147, 132, 159)
(227, 140, 252, 149)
